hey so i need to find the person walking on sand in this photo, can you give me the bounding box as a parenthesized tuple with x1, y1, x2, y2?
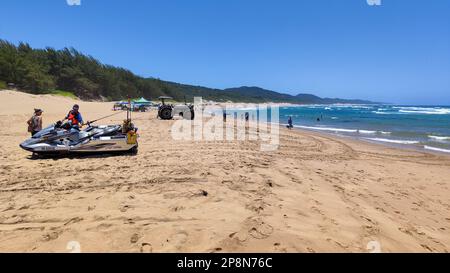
(27, 109, 43, 136)
(287, 116, 293, 129)
(62, 104, 84, 129)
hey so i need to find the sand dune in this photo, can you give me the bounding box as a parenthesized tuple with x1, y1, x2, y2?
(0, 90, 450, 253)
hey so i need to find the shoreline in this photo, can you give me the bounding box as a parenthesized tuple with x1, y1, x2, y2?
(314, 129, 450, 157)
(287, 125, 450, 157)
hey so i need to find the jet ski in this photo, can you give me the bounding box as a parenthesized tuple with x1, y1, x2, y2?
(20, 120, 138, 155)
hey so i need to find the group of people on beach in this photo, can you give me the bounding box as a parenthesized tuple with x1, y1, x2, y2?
(286, 114, 322, 130)
(26, 104, 84, 136)
(26, 105, 323, 136)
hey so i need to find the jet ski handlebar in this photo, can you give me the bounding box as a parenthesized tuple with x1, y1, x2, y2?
(54, 110, 126, 130)
(54, 120, 87, 130)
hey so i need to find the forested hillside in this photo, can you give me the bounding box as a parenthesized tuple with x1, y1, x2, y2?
(0, 40, 375, 104)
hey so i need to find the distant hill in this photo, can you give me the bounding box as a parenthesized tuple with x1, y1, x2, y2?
(223, 87, 295, 102)
(294, 93, 375, 104)
(223, 86, 375, 104)
(0, 39, 376, 104)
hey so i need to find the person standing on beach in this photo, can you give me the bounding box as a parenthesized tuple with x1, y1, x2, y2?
(27, 109, 43, 136)
(287, 116, 293, 129)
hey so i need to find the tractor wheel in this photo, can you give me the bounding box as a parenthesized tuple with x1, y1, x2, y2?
(159, 107, 173, 120)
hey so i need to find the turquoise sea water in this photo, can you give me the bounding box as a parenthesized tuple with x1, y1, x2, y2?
(279, 105, 450, 153)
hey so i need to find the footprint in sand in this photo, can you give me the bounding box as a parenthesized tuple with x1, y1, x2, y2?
(121, 205, 131, 213)
(421, 244, 434, 252)
(19, 205, 30, 210)
(42, 231, 60, 242)
(212, 247, 223, 253)
(248, 221, 274, 239)
(273, 242, 287, 253)
(172, 206, 185, 212)
(64, 217, 83, 226)
(228, 231, 248, 243)
(130, 233, 140, 244)
(169, 231, 189, 246)
(140, 243, 152, 253)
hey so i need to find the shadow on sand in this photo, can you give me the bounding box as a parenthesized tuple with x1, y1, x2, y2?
(26, 151, 138, 161)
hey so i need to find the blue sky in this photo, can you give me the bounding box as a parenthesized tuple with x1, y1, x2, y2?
(1, 0, 449, 104)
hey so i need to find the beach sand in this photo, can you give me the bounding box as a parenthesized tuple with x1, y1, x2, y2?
(1, 90, 450, 253)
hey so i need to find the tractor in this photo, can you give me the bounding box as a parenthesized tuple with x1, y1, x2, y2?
(157, 96, 195, 120)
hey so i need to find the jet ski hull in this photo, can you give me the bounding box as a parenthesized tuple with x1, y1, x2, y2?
(21, 138, 137, 154)
(20, 124, 138, 155)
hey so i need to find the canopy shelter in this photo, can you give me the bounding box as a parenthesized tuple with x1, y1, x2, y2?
(133, 97, 152, 105)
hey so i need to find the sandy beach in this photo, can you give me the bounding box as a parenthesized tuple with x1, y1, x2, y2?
(1, 90, 450, 253)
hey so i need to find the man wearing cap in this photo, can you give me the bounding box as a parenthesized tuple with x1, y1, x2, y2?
(27, 109, 43, 136)
(63, 104, 84, 129)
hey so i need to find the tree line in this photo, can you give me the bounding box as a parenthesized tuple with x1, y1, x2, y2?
(0, 40, 374, 104)
(0, 40, 222, 101)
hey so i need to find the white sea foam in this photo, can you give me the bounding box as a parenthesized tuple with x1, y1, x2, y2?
(295, 126, 391, 136)
(370, 106, 450, 115)
(424, 146, 450, 153)
(331, 104, 374, 109)
(358, 130, 377, 134)
(399, 109, 450, 115)
(393, 106, 450, 115)
(428, 135, 450, 141)
(365, 138, 419, 145)
(294, 125, 357, 133)
(296, 104, 375, 110)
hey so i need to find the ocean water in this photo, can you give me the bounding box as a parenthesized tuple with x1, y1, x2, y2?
(279, 104, 450, 154)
